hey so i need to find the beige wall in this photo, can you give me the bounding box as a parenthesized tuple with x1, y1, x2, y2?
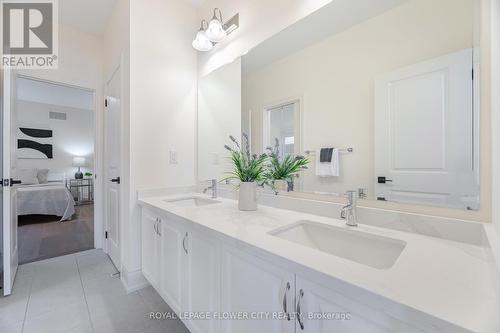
(243, 0, 474, 200)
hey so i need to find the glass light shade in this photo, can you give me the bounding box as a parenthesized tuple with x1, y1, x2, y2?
(192, 30, 213, 51)
(73, 156, 86, 167)
(206, 18, 227, 43)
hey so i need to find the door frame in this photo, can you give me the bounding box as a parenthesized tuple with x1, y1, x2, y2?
(2, 67, 18, 295)
(12, 73, 104, 250)
(261, 96, 304, 190)
(103, 54, 125, 272)
(261, 96, 303, 155)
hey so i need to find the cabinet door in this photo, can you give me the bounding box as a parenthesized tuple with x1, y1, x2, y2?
(141, 209, 160, 288)
(221, 246, 295, 333)
(295, 277, 424, 333)
(160, 218, 184, 313)
(183, 231, 220, 333)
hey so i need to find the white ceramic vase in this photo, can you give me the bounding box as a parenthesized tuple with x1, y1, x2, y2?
(238, 182, 258, 211)
(274, 180, 288, 192)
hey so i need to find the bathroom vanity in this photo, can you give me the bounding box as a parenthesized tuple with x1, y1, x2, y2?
(138, 190, 500, 333)
(138, 1, 500, 332)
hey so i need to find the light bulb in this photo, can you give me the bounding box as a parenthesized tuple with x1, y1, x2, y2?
(206, 17, 227, 43)
(192, 30, 213, 52)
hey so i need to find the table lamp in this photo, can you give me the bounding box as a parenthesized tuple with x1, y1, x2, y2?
(73, 157, 86, 179)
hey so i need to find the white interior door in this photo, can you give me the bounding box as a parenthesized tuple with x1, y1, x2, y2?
(2, 69, 19, 296)
(104, 67, 122, 269)
(374, 49, 477, 209)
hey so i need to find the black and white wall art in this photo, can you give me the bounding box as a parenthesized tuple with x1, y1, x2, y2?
(17, 127, 54, 159)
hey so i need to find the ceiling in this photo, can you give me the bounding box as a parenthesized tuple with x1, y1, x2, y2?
(59, 0, 117, 36)
(242, 0, 409, 75)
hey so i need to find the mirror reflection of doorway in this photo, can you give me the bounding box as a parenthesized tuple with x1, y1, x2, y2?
(263, 101, 301, 158)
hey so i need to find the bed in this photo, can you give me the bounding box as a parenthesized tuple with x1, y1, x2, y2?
(17, 183, 76, 221)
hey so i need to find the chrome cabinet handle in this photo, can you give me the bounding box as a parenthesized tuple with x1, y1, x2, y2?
(283, 282, 291, 321)
(182, 232, 188, 254)
(296, 289, 305, 330)
(157, 219, 161, 236)
(153, 219, 158, 235)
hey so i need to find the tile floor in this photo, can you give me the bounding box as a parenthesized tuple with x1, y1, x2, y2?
(0, 249, 190, 333)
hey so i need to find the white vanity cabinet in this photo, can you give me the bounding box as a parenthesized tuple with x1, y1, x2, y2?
(183, 230, 221, 333)
(141, 207, 221, 333)
(141, 209, 162, 289)
(160, 217, 184, 312)
(141, 206, 446, 333)
(220, 246, 295, 333)
(295, 277, 425, 333)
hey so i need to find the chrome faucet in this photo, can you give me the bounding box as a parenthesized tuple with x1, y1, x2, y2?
(341, 191, 358, 227)
(202, 179, 218, 199)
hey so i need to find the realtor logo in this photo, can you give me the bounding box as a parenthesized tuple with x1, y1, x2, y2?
(1, 0, 58, 68)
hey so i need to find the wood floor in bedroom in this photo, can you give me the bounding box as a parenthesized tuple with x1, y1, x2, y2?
(18, 204, 94, 264)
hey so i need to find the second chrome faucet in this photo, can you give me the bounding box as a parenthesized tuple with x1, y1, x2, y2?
(341, 191, 358, 227)
(202, 179, 218, 199)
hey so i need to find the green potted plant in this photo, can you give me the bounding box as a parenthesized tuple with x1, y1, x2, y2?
(224, 134, 267, 211)
(265, 138, 309, 194)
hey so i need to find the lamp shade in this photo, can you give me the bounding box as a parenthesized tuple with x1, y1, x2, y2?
(192, 30, 213, 51)
(206, 18, 226, 42)
(73, 157, 86, 167)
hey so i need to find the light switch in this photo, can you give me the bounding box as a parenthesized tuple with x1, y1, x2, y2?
(169, 151, 178, 164)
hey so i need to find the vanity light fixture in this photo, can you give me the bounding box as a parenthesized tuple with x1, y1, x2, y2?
(192, 10, 239, 52)
(206, 8, 227, 42)
(192, 20, 213, 52)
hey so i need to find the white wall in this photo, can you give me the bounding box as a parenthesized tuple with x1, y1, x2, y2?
(17, 23, 105, 244)
(491, 0, 500, 233)
(16, 100, 94, 178)
(127, 0, 198, 274)
(243, 0, 474, 198)
(197, 0, 332, 76)
(198, 58, 241, 181)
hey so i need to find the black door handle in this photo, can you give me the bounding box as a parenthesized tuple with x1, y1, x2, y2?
(110, 177, 120, 184)
(378, 176, 393, 184)
(10, 178, 22, 186)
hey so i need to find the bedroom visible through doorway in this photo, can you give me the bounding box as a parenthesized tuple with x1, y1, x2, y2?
(15, 76, 95, 264)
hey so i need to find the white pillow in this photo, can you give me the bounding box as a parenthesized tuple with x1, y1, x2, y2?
(37, 169, 49, 184)
(17, 169, 39, 185)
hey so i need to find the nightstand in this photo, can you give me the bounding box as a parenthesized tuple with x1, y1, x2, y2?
(66, 178, 94, 205)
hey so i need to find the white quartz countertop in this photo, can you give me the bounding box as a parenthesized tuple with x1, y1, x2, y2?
(138, 193, 500, 332)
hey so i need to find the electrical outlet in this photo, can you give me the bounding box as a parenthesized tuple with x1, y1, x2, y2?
(169, 151, 178, 164)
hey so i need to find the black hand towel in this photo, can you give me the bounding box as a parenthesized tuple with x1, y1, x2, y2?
(320, 148, 334, 163)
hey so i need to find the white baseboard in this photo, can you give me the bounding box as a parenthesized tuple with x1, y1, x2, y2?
(120, 267, 149, 293)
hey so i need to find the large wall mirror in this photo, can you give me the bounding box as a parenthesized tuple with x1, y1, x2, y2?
(198, 0, 481, 211)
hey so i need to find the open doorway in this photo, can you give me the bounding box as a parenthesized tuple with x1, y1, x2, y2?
(15, 76, 96, 264)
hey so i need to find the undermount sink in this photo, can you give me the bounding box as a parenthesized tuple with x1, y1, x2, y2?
(164, 196, 221, 207)
(270, 220, 406, 269)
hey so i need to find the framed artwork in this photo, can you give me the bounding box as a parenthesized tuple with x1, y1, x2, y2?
(17, 127, 54, 159)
